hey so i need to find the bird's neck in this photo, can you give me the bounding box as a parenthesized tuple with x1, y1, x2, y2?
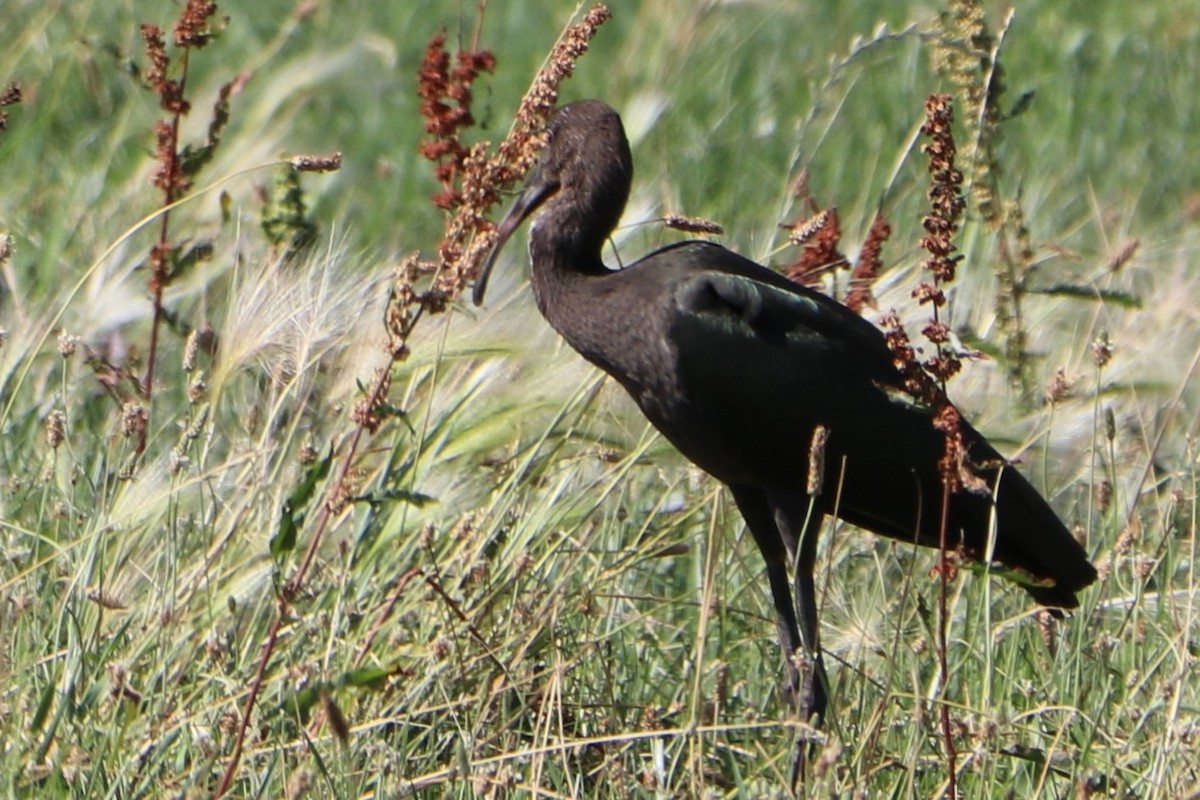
(527, 218, 610, 323)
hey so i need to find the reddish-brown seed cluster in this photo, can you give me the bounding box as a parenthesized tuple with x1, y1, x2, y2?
(141, 6, 217, 200)
(0, 82, 21, 133)
(920, 94, 966, 283)
(845, 212, 891, 313)
(385, 4, 612, 376)
(147, 242, 174, 295)
(880, 310, 942, 403)
(174, 0, 218, 48)
(915, 93, 966, 385)
(784, 207, 849, 287)
(880, 100, 965, 405)
(932, 403, 987, 494)
(140, 25, 184, 113)
(878, 95, 979, 496)
(929, 546, 961, 581)
(417, 32, 497, 210)
(140, 22, 190, 199)
(352, 367, 392, 436)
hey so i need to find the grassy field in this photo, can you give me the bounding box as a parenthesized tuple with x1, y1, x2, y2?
(2, 0, 1198, 797)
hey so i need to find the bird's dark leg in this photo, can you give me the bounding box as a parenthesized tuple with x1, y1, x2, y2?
(778, 502, 828, 725)
(768, 494, 828, 792)
(728, 485, 804, 700)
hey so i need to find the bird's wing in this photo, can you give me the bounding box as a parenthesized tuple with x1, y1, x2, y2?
(663, 243, 900, 385)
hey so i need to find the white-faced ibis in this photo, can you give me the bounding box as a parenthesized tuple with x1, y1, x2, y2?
(473, 99, 1097, 725)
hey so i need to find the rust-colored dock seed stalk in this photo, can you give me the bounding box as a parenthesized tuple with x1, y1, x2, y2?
(417, 32, 497, 210)
(881, 94, 977, 503)
(174, 0, 218, 48)
(845, 212, 892, 313)
(916, 94, 966, 365)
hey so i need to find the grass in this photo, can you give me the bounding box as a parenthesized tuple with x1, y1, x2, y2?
(1, 0, 1198, 797)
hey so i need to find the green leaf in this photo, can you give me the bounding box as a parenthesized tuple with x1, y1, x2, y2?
(30, 680, 54, 733)
(287, 683, 323, 723)
(342, 666, 393, 689)
(360, 488, 437, 508)
(1028, 284, 1142, 307)
(270, 446, 334, 556)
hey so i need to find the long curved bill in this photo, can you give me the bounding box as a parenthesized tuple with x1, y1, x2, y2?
(472, 175, 557, 307)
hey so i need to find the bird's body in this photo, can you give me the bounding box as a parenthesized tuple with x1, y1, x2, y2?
(475, 99, 1097, 724)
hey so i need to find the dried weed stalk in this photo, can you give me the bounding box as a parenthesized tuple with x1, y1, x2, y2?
(927, 0, 1004, 224)
(380, 4, 612, 367)
(881, 91, 975, 800)
(218, 6, 613, 795)
(844, 212, 891, 313)
(417, 32, 498, 211)
(929, 0, 1035, 400)
(137, 1, 227, 456)
(883, 94, 986, 495)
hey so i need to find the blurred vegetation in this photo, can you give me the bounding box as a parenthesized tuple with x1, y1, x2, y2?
(1, 0, 1197, 797)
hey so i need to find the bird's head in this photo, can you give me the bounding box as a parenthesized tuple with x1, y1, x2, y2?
(472, 99, 632, 306)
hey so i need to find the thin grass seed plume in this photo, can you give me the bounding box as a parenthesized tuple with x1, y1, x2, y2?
(471, 92, 1097, 785)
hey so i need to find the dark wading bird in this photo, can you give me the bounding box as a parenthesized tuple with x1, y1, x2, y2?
(473, 99, 1097, 726)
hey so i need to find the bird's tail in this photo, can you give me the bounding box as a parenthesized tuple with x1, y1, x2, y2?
(982, 464, 1098, 610)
